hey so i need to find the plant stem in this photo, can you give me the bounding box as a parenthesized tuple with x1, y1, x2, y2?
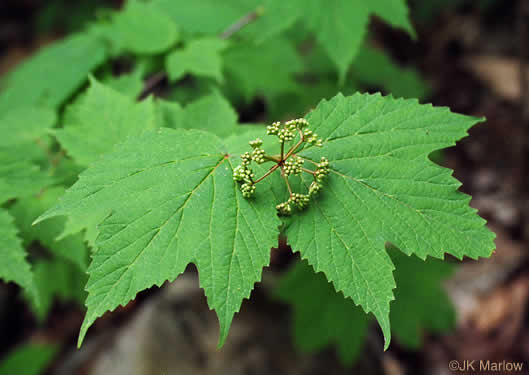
(220, 7, 263, 39)
(298, 156, 319, 167)
(264, 155, 281, 163)
(284, 175, 292, 194)
(301, 167, 316, 175)
(282, 130, 305, 161)
(284, 140, 303, 161)
(254, 164, 279, 184)
(280, 142, 285, 160)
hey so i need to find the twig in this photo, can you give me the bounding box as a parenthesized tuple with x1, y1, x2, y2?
(254, 164, 280, 184)
(297, 156, 319, 167)
(220, 8, 263, 39)
(138, 72, 167, 100)
(301, 167, 315, 175)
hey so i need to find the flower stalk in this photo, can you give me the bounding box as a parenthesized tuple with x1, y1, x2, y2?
(233, 118, 330, 216)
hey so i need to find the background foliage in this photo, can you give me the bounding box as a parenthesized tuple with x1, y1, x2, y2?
(0, 0, 501, 373)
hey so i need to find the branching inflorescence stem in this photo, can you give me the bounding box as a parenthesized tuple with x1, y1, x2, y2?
(233, 119, 330, 216)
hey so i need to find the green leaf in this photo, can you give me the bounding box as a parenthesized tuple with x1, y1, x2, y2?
(151, 0, 260, 34)
(284, 92, 495, 349)
(277, 252, 456, 365)
(223, 38, 303, 101)
(54, 78, 157, 166)
(305, 0, 370, 83)
(389, 248, 456, 348)
(155, 99, 184, 129)
(10, 187, 89, 271)
(158, 94, 267, 138)
(0, 107, 56, 147)
(242, 0, 299, 43)
(0, 343, 58, 375)
(26, 259, 87, 322)
(169, 93, 239, 136)
(250, 0, 415, 82)
(368, 0, 415, 37)
(0, 33, 106, 112)
(0, 107, 56, 203)
(101, 69, 144, 98)
(109, 0, 179, 55)
(351, 45, 429, 99)
(35, 128, 280, 347)
(0, 152, 52, 205)
(276, 260, 369, 365)
(166, 38, 228, 82)
(0, 209, 38, 306)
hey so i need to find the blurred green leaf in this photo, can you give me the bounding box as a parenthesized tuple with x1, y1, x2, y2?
(11, 186, 89, 271)
(0, 343, 57, 375)
(54, 77, 157, 166)
(0, 33, 106, 112)
(108, 0, 179, 55)
(151, 0, 260, 34)
(0, 209, 38, 307)
(27, 259, 87, 322)
(277, 251, 456, 365)
(166, 38, 228, 82)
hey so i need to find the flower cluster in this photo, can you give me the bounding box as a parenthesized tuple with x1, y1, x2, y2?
(315, 157, 329, 182)
(283, 156, 304, 176)
(233, 118, 329, 215)
(303, 129, 323, 147)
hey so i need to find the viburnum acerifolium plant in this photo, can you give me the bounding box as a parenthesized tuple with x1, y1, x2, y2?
(232, 118, 330, 215)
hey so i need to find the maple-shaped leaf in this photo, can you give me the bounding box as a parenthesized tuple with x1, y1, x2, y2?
(166, 38, 228, 83)
(283, 93, 494, 349)
(276, 251, 456, 365)
(35, 128, 280, 347)
(0, 209, 38, 306)
(0, 33, 106, 112)
(54, 78, 158, 166)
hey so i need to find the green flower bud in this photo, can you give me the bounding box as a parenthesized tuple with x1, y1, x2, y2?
(289, 193, 310, 209)
(241, 182, 256, 198)
(241, 152, 252, 166)
(251, 148, 266, 164)
(276, 202, 292, 216)
(283, 156, 304, 176)
(308, 181, 321, 196)
(249, 138, 263, 148)
(267, 122, 281, 135)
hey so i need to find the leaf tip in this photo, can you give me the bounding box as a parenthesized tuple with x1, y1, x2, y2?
(77, 318, 92, 349)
